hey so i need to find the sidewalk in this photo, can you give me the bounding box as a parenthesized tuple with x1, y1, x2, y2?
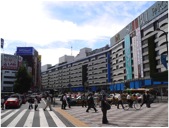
(53, 100, 168, 127)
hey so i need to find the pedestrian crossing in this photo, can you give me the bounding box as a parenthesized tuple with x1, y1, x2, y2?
(1, 108, 67, 127)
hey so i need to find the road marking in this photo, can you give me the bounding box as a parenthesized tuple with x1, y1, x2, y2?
(55, 107, 89, 127)
(23, 110, 35, 127)
(1, 110, 12, 116)
(7, 109, 27, 127)
(1, 109, 20, 124)
(39, 108, 49, 127)
(48, 110, 66, 127)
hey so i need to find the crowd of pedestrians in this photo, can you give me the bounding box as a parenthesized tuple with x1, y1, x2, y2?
(1, 90, 153, 125)
(57, 90, 153, 124)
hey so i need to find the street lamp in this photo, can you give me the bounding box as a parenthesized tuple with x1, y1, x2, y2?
(156, 28, 168, 69)
(156, 28, 168, 52)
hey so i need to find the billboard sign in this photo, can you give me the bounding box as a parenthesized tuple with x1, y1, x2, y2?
(125, 35, 132, 80)
(2, 54, 18, 70)
(16, 47, 34, 55)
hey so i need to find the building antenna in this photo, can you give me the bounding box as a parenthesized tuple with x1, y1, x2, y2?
(71, 46, 72, 56)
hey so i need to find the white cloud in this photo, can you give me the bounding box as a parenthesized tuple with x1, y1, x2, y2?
(0, 0, 155, 66)
(37, 47, 79, 66)
(0, 0, 126, 45)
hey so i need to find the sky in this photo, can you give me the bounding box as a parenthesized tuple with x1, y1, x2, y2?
(0, 0, 156, 66)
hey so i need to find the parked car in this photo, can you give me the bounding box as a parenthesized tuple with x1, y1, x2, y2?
(10, 93, 22, 105)
(5, 97, 22, 108)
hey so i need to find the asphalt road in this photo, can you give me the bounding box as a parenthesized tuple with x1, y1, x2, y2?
(1, 99, 74, 127)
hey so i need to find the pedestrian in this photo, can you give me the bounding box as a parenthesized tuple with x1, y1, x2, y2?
(101, 95, 109, 124)
(60, 93, 64, 109)
(62, 93, 68, 110)
(28, 97, 34, 109)
(67, 94, 71, 108)
(117, 92, 124, 109)
(140, 91, 151, 108)
(43, 93, 52, 111)
(1, 96, 5, 110)
(81, 94, 87, 107)
(34, 96, 38, 111)
(86, 93, 98, 112)
(127, 93, 133, 108)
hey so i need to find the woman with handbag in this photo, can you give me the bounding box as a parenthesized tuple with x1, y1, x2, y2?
(101, 95, 110, 124)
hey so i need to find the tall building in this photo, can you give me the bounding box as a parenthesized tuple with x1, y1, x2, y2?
(1, 53, 23, 91)
(41, 1, 168, 96)
(16, 47, 41, 91)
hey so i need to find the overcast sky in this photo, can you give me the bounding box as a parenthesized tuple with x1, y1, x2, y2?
(0, 0, 155, 66)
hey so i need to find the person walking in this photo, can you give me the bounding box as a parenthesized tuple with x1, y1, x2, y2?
(117, 92, 124, 109)
(81, 94, 87, 107)
(43, 93, 52, 111)
(140, 91, 151, 108)
(62, 93, 68, 110)
(60, 93, 64, 109)
(101, 95, 109, 124)
(1, 96, 5, 110)
(34, 96, 38, 111)
(28, 96, 34, 109)
(86, 93, 98, 112)
(67, 94, 71, 108)
(127, 93, 133, 108)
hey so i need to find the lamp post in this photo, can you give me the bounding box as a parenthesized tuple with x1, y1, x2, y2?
(156, 28, 168, 69)
(156, 28, 168, 52)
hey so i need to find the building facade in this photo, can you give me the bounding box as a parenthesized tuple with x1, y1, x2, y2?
(41, 1, 168, 95)
(16, 47, 41, 91)
(1, 53, 23, 91)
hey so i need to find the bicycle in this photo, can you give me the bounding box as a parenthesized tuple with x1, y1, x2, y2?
(123, 100, 141, 110)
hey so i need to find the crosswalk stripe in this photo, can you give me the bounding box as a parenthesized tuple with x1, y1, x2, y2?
(1, 110, 12, 116)
(48, 111, 66, 127)
(1, 108, 68, 127)
(39, 108, 49, 127)
(1, 109, 20, 124)
(7, 109, 27, 127)
(23, 110, 35, 127)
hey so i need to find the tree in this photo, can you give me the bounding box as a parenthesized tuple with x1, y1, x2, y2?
(13, 66, 32, 93)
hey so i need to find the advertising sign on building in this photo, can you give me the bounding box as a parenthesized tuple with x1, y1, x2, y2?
(2, 54, 18, 70)
(124, 35, 132, 80)
(132, 36, 139, 79)
(136, 27, 144, 78)
(16, 47, 34, 55)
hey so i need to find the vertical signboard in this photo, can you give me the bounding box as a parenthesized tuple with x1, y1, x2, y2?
(125, 35, 132, 80)
(132, 36, 139, 78)
(107, 52, 111, 83)
(136, 27, 144, 77)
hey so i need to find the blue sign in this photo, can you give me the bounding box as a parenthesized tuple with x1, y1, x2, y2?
(16, 47, 34, 55)
(161, 54, 168, 69)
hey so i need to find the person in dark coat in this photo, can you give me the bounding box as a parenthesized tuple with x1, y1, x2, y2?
(141, 91, 151, 108)
(86, 93, 98, 112)
(101, 95, 109, 124)
(67, 94, 71, 108)
(28, 97, 34, 109)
